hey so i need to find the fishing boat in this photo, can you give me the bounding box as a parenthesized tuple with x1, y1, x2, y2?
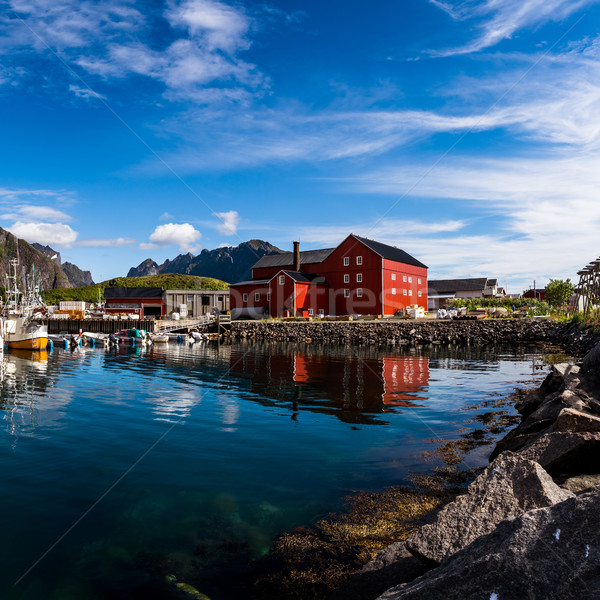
(3, 259, 48, 351)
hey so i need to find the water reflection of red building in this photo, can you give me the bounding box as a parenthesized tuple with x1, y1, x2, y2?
(229, 349, 429, 410)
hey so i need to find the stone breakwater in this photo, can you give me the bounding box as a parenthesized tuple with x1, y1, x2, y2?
(230, 319, 600, 355)
(334, 328, 600, 600)
(231, 318, 560, 346)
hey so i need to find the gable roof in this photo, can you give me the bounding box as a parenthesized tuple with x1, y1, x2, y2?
(352, 235, 428, 269)
(281, 270, 328, 284)
(104, 287, 163, 299)
(252, 248, 335, 270)
(428, 278, 489, 294)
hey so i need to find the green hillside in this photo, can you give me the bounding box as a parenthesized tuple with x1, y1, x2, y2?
(42, 273, 229, 304)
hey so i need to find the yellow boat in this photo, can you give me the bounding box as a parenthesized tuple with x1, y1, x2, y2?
(4, 316, 48, 350)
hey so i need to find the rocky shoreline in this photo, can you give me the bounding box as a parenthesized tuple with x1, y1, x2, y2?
(324, 323, 600, 599)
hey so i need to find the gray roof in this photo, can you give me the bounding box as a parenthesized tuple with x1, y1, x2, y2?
(282, 271, 328, 284)
(229, 279, 270, 287)
(252, 248, 336, 270)
(428, 278, 489, 294)
(352, 235, 428, 269)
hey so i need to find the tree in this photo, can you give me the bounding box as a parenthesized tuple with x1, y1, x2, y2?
(544, 278, 574, 308)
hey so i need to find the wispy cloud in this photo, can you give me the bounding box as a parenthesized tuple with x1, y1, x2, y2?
(76, 237, 136, 247)
(430, 0, 597, 56)
(1, 0, 270, 103)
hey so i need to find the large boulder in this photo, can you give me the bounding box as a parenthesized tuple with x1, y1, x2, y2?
(582, 341, 600, 374)
(405, 452, 573, 564)
(519, 431, 600, 477)
(332, 542, 429, 600)
(378, 488, 600, 600)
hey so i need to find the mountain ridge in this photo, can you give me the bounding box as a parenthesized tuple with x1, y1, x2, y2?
(127, 239, 285, 283)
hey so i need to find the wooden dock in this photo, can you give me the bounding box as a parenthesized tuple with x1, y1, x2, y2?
(46, 314, 229, 335)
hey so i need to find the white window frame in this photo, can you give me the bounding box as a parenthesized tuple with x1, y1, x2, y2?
(254, 293, 260, 302)
(357, 288, 363, 297)
(392, 273, 396, 281)
(409, 290, 413, 296)
(418, 278, 422, 284)
(243, 293, 248, 302)
(356, 273, 362, 283)
(403, 275, 407, 282)
(343, 256, 349, 266)
(408, 277, 412, 283)
(344, 274, 350, 283)
(318, 308, 325, 316)
(392, 288, 396, 295)
(403, 289, 407, 296)
(344, 289, 350, 298)
(356, 256, 363, 265)
(279, 275, 285, 285)
(308, 308, 313, 316)
(418, 291, 422, 297)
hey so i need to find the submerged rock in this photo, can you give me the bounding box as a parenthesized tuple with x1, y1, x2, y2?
(379, 488, 600, 600)
(405, 452, 573, 564)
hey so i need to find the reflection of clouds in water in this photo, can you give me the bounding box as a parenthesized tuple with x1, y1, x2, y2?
(0, 353, 74, 443)
(149, 388, 202, 423)
(217, 392, 239, 432)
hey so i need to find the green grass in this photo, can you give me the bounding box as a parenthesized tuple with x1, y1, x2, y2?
(41, 273, 229, 304)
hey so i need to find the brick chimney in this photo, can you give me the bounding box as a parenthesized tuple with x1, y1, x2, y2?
(293, 241, 300, 272)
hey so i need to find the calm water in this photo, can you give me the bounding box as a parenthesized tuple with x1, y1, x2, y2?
(0, 341, 546, 599)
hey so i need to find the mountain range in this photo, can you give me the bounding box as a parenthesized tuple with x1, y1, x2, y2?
(0, 227, 94, 291)
(127, 239, 284, 283)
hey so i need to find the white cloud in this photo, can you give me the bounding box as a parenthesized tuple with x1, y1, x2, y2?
(8, 221, 78, 247)
(146, 222, 202, 252)
(214, 209, 240, 235)
(76, 237, 136, 247)
(160, 212, 174, 220)
(165, 0, 251, 53)
(430, 0, 597, 56)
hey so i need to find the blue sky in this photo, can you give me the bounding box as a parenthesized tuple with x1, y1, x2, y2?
(1, 0, 599, 292)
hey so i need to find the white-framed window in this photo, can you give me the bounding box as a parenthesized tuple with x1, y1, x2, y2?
(357, 288, 363, 297)
(392, 288, 396, 295)
(255, 293, 260, 302)
(409, 290, 413, 296)
(318, 308, 325, 316)
(344, 289, 350, 297)
(408, 277, 412, 283)
(344, 274, 350, 283)
(392, 273, 396, 280)
(187, 295, 194, 302)
(267, 292, 270, 301)
(279, 275, 285, 285)
(343, 256, 349, 266)
(356, 273, 362, 282)
(308, 308, 314, 316)
(403, 275, 407, 282)
(356, 256, 363, 265)
(418, 278, 422, 284)
(418, 291, 422, 297)
(403, 289, 407, 296)
(243, 293, 248, 302)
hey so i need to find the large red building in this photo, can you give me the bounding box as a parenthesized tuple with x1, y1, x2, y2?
(229, 234, 428, 318)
